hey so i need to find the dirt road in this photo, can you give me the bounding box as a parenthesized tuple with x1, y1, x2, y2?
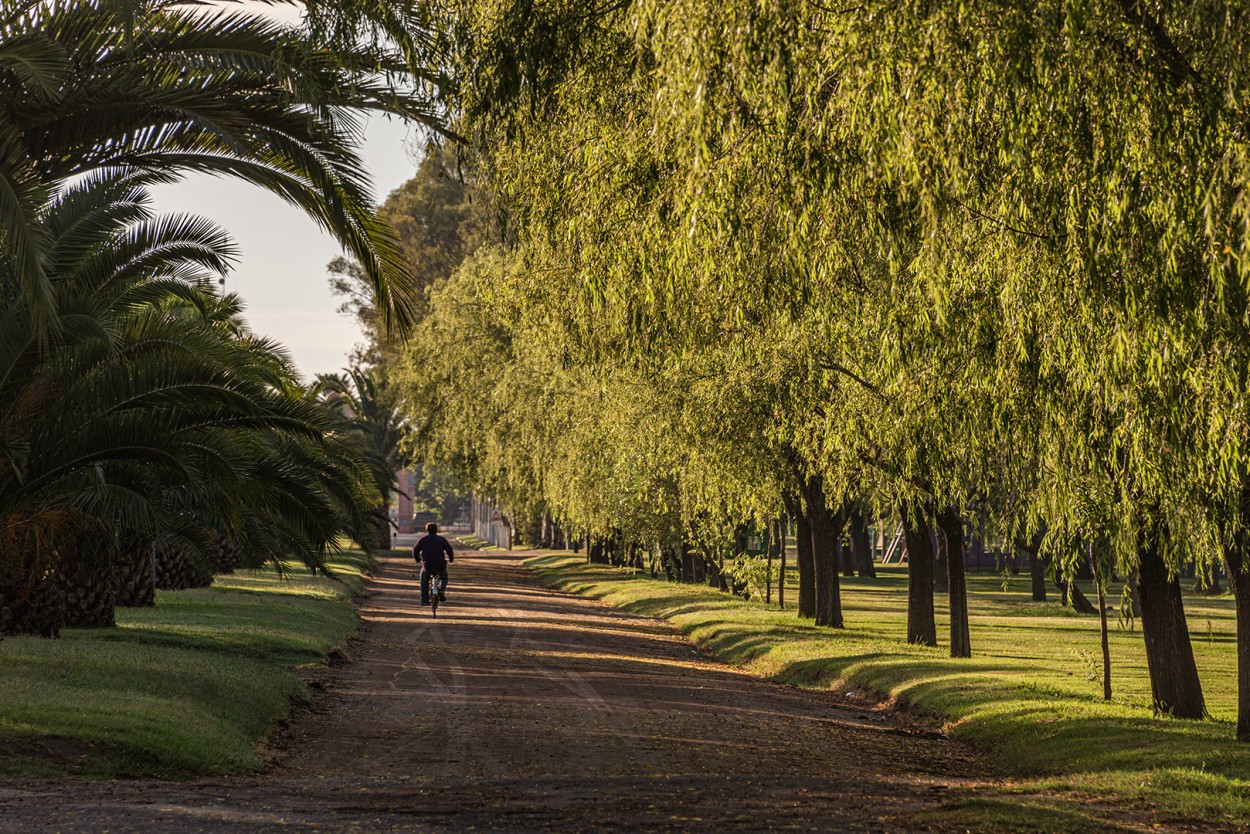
(0, 546, 1000, 832)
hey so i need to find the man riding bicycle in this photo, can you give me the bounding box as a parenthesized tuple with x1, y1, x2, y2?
(414, 522, 454, 606)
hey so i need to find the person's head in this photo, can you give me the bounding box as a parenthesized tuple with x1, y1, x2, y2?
(426, 522, 438, 534)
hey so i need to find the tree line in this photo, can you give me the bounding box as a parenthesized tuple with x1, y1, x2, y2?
(0, 0, 441, 636)
(372, 1, 1250, 743)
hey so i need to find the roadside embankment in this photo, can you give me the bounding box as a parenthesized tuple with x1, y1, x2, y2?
(0, 551, 373, 778)
(525, 552, 1250, 831)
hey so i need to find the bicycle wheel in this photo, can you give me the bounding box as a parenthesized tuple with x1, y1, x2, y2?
(430, 577, 439, 617)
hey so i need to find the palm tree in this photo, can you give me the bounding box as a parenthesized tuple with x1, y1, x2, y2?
(0, 0, 445, 332)
(0, 172, 381, 633)
(314, 369, 409, 549)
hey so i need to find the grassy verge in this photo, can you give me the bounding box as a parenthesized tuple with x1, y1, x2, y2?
(0, 550, 375, 779)
(525, 553, 1250, 832)
(459, 534, 503, 551)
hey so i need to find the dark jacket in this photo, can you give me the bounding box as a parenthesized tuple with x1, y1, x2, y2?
(413, 533, 454, 572)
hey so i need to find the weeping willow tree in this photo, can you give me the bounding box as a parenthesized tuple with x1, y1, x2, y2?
(380, 0, 1250, 736)
(789, 0, 1250, 722)
(437, 0, 1009, 646)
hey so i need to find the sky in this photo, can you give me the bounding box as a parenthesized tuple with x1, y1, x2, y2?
(147, 3, 425, 381)
(148, 120, 422, 380)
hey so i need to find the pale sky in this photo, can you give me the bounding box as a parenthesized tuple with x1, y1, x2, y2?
(149, 119, 422, 379)
(148, 3, 426, 380)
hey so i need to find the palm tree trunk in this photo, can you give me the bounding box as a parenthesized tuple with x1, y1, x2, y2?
(154, 544, 213, 590)
(371, 506, 392, 550)
(114, 545, 155, 608)
(0, 573, 66, 637)
(61, 561, 117, 628)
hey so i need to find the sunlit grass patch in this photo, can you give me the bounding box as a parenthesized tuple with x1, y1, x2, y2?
(0, 550, 374, 778)
(914, 797, 1140, 834)
(525, 553, 1250, 829)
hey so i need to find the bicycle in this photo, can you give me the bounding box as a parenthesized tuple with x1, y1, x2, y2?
(429, 572, 442, 617)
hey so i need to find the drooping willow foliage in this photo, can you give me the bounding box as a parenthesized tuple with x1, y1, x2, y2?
(391, 1, 1250, 737)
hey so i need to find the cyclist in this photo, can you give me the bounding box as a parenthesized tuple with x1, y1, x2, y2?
(413, 522, 454, 606)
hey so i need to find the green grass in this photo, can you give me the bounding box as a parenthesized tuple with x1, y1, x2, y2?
(459, 534, 503, 551)
(525, 554, 1250, 830)
(0, 550, 374, 779)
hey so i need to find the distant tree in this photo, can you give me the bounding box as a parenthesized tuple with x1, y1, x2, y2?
(315, 369, 410, 549)
(329, 143, 497, 364)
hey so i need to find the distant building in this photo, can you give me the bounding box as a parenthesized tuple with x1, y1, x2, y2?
(395, 468, 416, 533)
(471, 496, 512, 548)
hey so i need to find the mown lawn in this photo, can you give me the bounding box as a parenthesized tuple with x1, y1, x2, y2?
(525, 553, 1250, 831)
(0, 550, 374, 779)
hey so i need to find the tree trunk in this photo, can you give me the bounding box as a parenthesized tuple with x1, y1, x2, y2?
(900, 502, 937, 647)
(776, 516, 787, 610)
(1194, 563, 1223, 595)
(0, 573, 65, 638)
(850, 508, 876, 578)
(787, 494, 815, 618)
(732, 525, 749, 596)
(154, 544, 212, 590)
(936, 506, 971, 658)
(1076, 551, 1094, 581)
(588, 538, 606, 564)
(1057, 574, 1097, 614)
(114, 545, 155, 608)
(970, 514, 986, 572)
(1097, 570, 1112, 701)
(1136, 529, 1205, 719)
(662, 546, 678, 581)
(810, 506, 843, 628)
(1223, 511, 1250, 741)
(1028, 547, 1047, 601)
(210, 530, 244, 574)
(765, 523, 774, 605)
(711, 551, 729, 592)
(61, 561, 117, 628)
(681, 542, 696, 583)
(839, 525, 855, 577)
(933, 525, 949, 593)
(372, 506, 392, 551)
(803, 477, 844, 628)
